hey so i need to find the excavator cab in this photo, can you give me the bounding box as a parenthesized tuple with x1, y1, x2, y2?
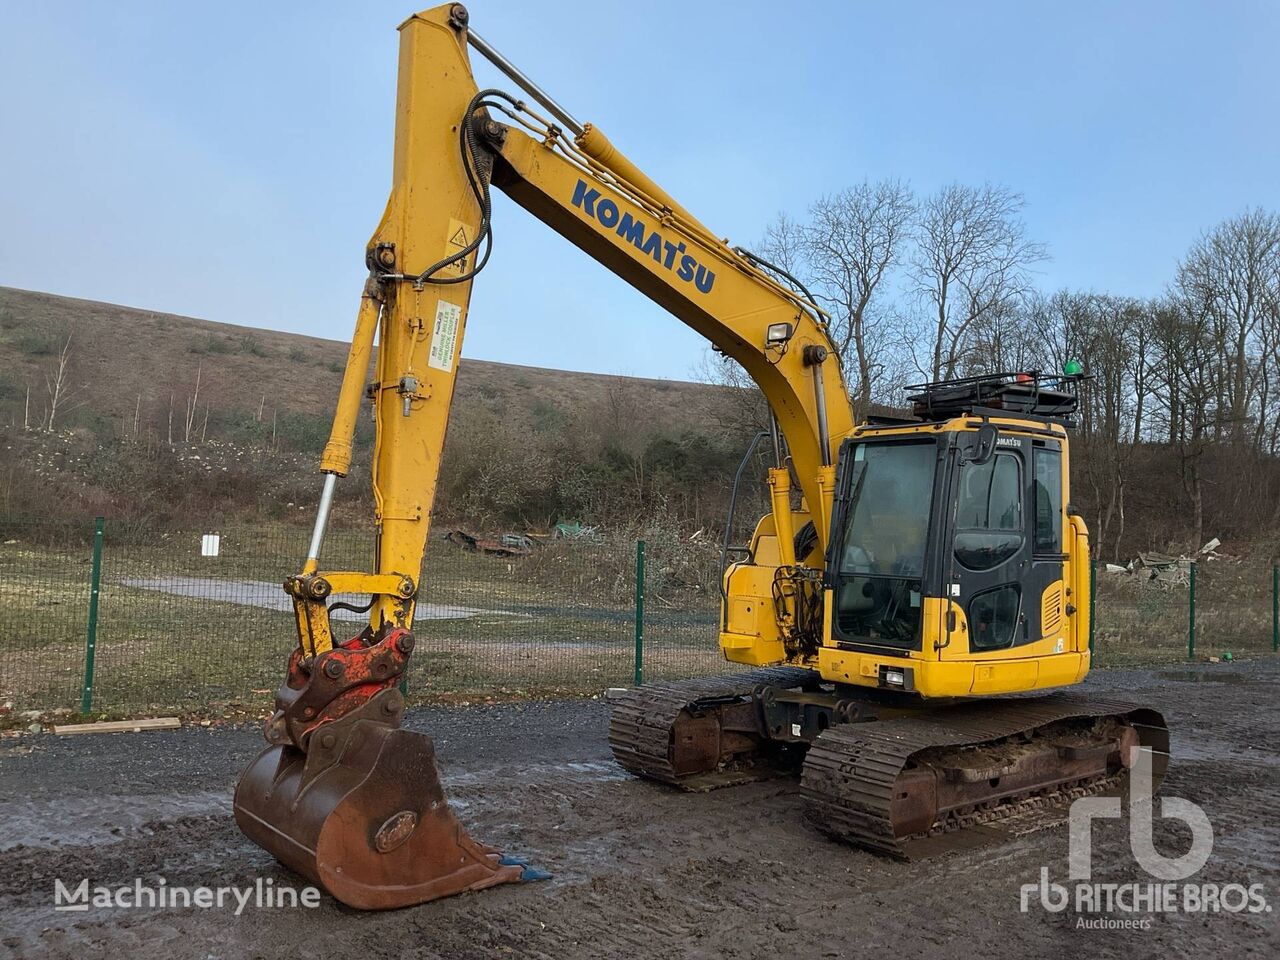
(715, 369, 1097, 699)
(615, 371, 1168, 857)
(828, 377, 1072, 659)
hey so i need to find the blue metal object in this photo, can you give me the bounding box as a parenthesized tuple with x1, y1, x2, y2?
(500, 854, 551, 882)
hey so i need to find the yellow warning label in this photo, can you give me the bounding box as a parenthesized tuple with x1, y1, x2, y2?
(444, 218, 473, 277)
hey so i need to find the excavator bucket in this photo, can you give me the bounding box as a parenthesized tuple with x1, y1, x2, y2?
(234, 627, 544, 909)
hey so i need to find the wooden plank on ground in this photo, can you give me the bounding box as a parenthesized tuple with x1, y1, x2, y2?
(53, 717, 181, 736)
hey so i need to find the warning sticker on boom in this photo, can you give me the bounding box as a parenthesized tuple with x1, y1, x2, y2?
(428, 300, 462, 372)
(443, 218, 473, 277)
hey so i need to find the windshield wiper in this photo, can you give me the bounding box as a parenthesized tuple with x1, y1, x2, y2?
(846, 461, 868, 513)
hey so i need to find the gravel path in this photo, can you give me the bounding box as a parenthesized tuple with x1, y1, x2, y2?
(1, 663, 1277, 959)
(118, 577, 507, 621)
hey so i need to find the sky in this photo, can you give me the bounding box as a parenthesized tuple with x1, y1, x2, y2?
(2, 1, 1277, 381)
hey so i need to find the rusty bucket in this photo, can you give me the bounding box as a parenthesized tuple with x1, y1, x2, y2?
(234, 629, 542, 910)
(235, 722, 528, 909)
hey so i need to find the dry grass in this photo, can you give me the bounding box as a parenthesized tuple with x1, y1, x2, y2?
(1092, 558, 1277, 666)
(0, 285, 731, 441)
(0, 526, 727, 713)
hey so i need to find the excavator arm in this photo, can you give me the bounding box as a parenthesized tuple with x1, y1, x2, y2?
(234, 2, 851, 909)
(307, 4, 853, 643)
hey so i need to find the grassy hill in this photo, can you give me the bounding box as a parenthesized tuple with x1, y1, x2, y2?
(0, 288, 1275, 561)
(0, 286, 732, 440)
(0, 287, 754, 531)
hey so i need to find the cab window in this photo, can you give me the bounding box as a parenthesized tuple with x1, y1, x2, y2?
(834, 440, 937, 646)
(1033, 447, 1063, 554)
(969, 584, 1021, 650)
(954, 452, 1022, 571)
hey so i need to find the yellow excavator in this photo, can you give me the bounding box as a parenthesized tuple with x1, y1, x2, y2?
(234, 3, 1169, 909)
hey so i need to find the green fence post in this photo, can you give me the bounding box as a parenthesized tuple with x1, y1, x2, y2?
(634, 539, 645, 687)
(1187, 561, 1196, 661)
(80, 516, 104, 714)
(1088, 558, 1097, 656)
(1272, 565, 1278, 654)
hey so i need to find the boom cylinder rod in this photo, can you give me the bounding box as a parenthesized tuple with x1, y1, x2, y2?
(807, 350, 832, 466)
(305, 473, 338, 572)
(769, 467, 797, 567)
(466, 29, 584, 137)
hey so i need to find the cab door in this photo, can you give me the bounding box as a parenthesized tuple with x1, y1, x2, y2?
(1026, 439, 1068, 650)
(939, 436, 1034, 658)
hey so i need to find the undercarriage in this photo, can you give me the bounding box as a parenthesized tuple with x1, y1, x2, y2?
(608, 669, 1169, 857)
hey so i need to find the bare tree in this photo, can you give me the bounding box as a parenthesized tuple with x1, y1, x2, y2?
(1261, 274, 1280, 454)
(43, 333, 84, 432)
(963, 297, 1040, 376)
(690, 349, 770, 437)
(797, 182, 915, 411)
(1014, 290, 1162, 556)
(183, 363, 203, 443)
(757, 184, 914, 414)
(758, 212, 807, 277)
(1146, 296, 1222, 549)
(909, 183, 1046, 380)
(1175, 209, 1280, 443)
(596, 378, 661, 501)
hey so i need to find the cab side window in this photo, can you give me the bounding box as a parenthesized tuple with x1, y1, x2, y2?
(1033, 447, 1063, 555)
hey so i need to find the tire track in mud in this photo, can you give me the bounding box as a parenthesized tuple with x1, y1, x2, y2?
(0, 792, 232, 853)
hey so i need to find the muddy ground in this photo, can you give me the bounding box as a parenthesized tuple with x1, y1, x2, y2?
(1, 661, 1278, 960)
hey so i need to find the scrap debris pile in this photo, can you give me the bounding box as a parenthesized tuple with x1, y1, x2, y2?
(1104, 538, 1234, 587)
(442, 521, 603, 558)
(444, 529, 538, 558)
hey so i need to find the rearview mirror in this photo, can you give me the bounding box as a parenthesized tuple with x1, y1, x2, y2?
(967, 424, 999, 465)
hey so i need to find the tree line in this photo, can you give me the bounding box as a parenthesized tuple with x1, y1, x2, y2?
(725, 185, 1280, 557)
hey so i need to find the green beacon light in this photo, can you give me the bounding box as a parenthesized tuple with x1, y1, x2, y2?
(1063, 359, 1084, 377)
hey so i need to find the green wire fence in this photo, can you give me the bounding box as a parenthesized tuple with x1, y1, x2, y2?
(0, 515, 1275, 717)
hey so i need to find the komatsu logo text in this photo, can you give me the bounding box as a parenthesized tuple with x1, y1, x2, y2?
(571, 180, 716, 294)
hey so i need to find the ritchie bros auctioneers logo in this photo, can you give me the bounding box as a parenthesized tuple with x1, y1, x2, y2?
(1020, 747, 1270, 930)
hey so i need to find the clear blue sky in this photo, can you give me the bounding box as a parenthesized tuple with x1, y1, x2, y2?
(2, 1, 1276, 380)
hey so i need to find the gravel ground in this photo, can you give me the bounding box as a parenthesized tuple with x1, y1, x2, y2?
(1, 662, 1278, 959)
